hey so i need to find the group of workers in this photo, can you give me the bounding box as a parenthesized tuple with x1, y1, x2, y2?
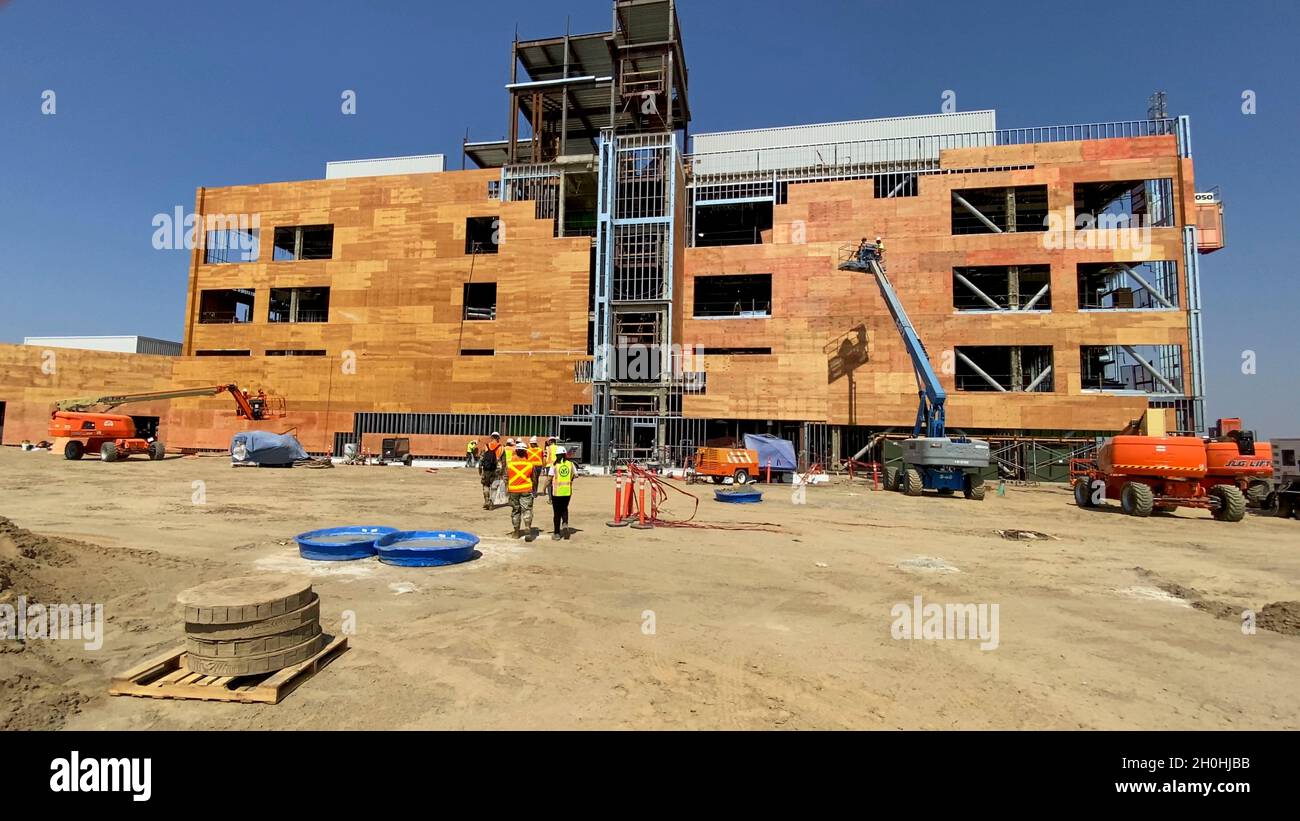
(473, 433, 575, 542)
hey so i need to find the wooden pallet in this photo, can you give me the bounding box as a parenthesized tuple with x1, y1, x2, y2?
(109, 636, 347, 704)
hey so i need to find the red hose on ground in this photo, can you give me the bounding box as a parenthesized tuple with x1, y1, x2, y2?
(622, 463, 783, 532)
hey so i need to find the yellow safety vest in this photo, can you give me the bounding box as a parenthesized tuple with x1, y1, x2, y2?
(553, 461, 573, 497)
(507, 459, 534, 493)
(546, 443, 558, 465)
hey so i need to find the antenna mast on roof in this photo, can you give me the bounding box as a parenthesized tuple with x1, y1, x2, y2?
(1147, 90, 1169, 120)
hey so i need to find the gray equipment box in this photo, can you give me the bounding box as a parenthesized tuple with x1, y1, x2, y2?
(902, 436, 991, 469)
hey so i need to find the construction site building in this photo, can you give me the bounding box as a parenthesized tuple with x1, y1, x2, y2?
(0, 0, 1228, 480)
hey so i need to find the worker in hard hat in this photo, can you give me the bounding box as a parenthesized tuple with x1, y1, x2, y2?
(526, 435, 545, 493)
(541, 435, 560, 497)
(479, 433, 504, 509)
(506, 440, 537, 540)
(466, 439, 478, 468)
(548, 446, 575, 540)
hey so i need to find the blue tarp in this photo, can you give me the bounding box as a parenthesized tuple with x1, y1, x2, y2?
(231, 430, 308, 466)
(743, 433, 797, 471)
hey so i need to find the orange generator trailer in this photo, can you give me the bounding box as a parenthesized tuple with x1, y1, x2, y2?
(50, 384, 283, 462)
(1204, 418, 1273, 506)
(686, 447, 760, 484)
(1073, 432, 1246, 522)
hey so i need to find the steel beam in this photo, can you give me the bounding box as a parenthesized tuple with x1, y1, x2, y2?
(1021, 283, 1051, 311)
(952, 193, 1003, 233)
(1114, 263, 1175, 309)
(956, 351, 1008, 392)
(1024, 365, 1053, 393)
(1120, 345, 1182, 395)
(953, 273, 1003, 310)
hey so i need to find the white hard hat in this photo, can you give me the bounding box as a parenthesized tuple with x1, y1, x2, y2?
(506, 437, 515, 444)
(555, 446, 567, 455)
(490, 431, 500, 437)
(515, 441, 528, 450)
(529, 436, 538, 444)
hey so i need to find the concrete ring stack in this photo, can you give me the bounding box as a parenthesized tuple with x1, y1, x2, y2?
(177, 575, 325, 677)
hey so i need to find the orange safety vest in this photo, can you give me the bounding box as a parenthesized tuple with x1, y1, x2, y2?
(507, 459, 534, 493)
(526, 446, 543, 467)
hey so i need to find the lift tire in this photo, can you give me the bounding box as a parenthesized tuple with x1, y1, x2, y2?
(733, 469, 750, 485)
(1277, 497, 1295, 520)
(149, 441, 166, 461)
(884, 466, 898, 491)
(903, 468, 923, 497)
(63, 440, 84, 461)
(1245, 480, 1270, 506)
(1120, 482, 1154, 517)
(1073, 479, 1093, 508)
(1210, 484, 1247, 523)
(100, 442, 119, 463)
(965, 480, 986, 501)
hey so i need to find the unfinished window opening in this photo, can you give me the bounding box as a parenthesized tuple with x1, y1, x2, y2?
(1080, 345, 1184, 394)
(204, 227, 259, 264)
(465, 216, 500, 254)
(563, 170, 599, 238)
(195, 350, 251, 356)
(952, 265, 1051, 311)
(611, 394, 658, 416)
(611, 311, 665, 382)
(198, 288, 255, 324)
(1074, 179, 1175, 228)
(703, 347, 772, 356)
(459, 349, 494, 356)
(463, 283, 497, 321)
(951, 186, 1048, 234)
(1282, 449, 1296, 468)
(954, 346, 1055, 392)
(693, 201, 773, 247)
(271, 225, 333, 261)
(268, 287, 330, 323)
(1077, 261, 1179, 310)
(612, 223, 668, 301)
(874, 173, 918, 198)
(615, 147, 669, 220)
(265, 349, 326, 357)
(692, 274, 772, 318)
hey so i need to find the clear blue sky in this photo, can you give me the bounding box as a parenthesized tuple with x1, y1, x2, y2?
(2, 0, 1297, 436)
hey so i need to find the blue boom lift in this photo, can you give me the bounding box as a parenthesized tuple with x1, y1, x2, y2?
(838, 238, 990, 500)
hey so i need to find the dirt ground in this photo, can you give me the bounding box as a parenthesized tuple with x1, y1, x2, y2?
(1, 446, 1296, 730)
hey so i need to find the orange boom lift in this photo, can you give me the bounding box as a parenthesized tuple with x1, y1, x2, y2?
(50, 384, 284, 462)
(1072, 412, 1247, 522)
(1203, 417, 1274, 506)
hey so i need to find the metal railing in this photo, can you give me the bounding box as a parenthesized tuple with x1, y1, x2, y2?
(685, 118, 1177, 184)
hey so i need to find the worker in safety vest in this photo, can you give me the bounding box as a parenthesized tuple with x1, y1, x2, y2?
(479, 432, 503, 509)
(506, 441, 537, 540)
(541, 436, 560, 497)
(466, 439, 478, 467)
(548, 446, 575, 540)
(526, 436, 545, 493)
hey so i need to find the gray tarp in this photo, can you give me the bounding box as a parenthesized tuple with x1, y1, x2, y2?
(743, 433, 797, 471)
(231, 431, 308, 465)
